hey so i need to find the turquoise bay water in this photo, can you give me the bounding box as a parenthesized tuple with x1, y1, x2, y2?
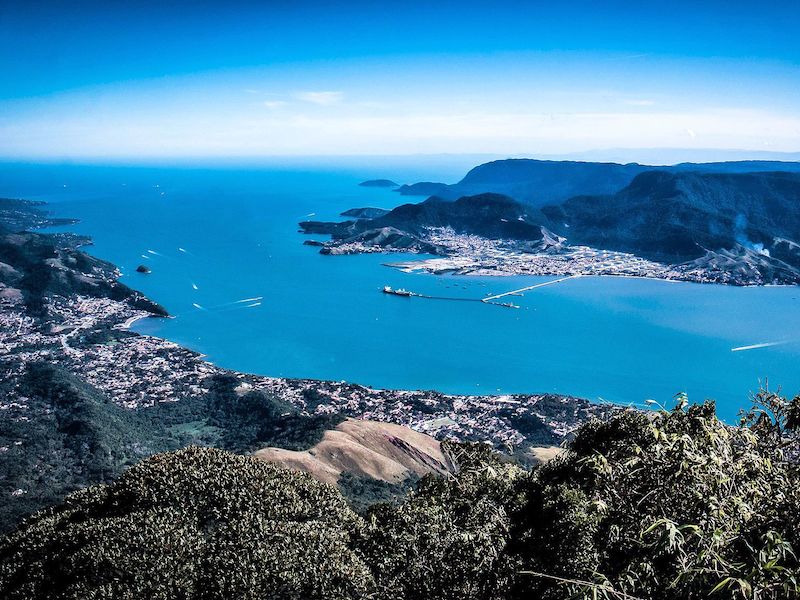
(2, 161, 799, 421)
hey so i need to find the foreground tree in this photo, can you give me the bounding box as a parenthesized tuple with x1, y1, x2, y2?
(512, 393, 800, 599)
(0, 447, 373, 600)
(359, 443, 525, 600)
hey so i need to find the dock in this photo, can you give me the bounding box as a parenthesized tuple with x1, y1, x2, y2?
(480, 275, 581, 302)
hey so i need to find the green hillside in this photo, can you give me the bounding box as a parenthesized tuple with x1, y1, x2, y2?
(0, 366, 343, 533)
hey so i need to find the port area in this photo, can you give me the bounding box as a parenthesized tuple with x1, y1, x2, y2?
(381, 275, 580, 308)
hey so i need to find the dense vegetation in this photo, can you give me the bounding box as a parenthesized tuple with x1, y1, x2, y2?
(0, 448, 371, 599)
(0, 366, 343, 532)
(542, 171, 800, 264)
(2, 392, 799, 599)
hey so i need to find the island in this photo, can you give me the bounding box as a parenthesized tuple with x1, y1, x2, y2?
(358, 179, 399, 188)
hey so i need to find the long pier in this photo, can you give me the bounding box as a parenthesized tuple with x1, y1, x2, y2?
(480, 275, 581, 302)
(381, 274, 580, 309)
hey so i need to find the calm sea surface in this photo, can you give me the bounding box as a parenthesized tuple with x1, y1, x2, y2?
(2, 160, 799, 421)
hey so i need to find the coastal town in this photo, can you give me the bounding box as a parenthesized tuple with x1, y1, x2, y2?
(318, 225, 780, 286)
(387, 227, 688, 279)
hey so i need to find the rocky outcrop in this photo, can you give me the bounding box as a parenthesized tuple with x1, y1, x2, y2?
(302, 193, 546, 243)
(301, 193, 550, 255)
(319, 227, 444, 255)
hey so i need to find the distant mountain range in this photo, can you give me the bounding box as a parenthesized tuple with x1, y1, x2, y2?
(395, 158, 800, 207)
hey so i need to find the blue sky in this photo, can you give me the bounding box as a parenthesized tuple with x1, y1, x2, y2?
(1, 0, 799, 159)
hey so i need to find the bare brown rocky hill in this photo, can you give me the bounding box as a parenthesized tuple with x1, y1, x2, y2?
(254, 419, 456, 485)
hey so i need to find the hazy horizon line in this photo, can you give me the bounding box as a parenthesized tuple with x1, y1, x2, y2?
(1, 147, 799, 169)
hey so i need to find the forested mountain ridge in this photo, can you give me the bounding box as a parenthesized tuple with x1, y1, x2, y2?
(542, 170, 800, 263)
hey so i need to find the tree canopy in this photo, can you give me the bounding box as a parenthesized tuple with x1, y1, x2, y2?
(2, 391, 800, 600)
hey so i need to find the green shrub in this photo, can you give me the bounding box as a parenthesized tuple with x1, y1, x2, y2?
(359, 442, 525, 600)
(0, 447, 373, 600)
(511, 393, 800, 599)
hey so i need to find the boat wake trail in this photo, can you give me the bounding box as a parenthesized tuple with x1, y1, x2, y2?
(234, 296, 263, 304)
(731, 340, 789, 352)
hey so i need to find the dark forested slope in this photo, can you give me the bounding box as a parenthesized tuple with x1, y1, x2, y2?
(541, 170, 800, 263)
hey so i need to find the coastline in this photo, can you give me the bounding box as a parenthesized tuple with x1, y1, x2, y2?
(119, 313, 149, 330)
(0, 249, 613, 448)
(9, 196, 782, 464)
(381, 252, 767, 287)
(0, 199, 604, 443)
(313, 227, 797, 287)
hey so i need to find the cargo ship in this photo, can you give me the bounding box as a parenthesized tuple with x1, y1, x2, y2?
(382, 285, 413, 297)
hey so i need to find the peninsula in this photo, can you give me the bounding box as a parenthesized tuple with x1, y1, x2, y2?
(302, 163, 800, 286)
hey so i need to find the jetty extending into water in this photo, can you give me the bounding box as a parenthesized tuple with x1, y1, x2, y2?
(381, 275, 580, 309)
(480, 275, 581, 303)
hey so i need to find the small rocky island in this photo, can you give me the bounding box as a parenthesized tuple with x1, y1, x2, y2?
(135, 264, 151, 274)
(359, 179, 398, 188)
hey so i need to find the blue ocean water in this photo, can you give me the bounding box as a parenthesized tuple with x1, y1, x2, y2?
(2, 160, 799, 421)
